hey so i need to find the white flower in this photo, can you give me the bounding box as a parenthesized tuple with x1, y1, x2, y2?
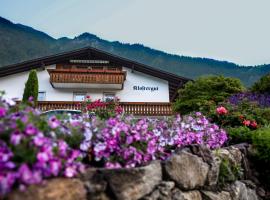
(80, 141, 90, 151)
(84, 129, 93, 141)
(4, 97, 16, 106)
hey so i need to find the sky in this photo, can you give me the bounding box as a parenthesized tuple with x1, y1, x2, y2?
(1, 0, 270, 66)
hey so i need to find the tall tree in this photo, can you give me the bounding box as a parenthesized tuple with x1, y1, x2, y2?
(22, 70, 39, 102)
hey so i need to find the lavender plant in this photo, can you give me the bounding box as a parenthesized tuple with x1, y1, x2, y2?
(228, 92, 270, 108)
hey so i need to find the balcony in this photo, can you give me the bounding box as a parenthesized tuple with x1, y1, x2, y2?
(36, 101, 173, 116)
(47, 69, 126, 89)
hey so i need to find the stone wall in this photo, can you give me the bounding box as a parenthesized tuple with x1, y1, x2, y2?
(8, 144, 266, 200)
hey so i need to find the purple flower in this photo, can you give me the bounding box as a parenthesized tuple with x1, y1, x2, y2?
(33, 135, 47, 147)
(0, 145, 13, 163)
(68, 150, 81, 163)
(37, 151, 50, 162)
(10, 130, 23, 146)
(0, 107, 7, 118)
(18, 164, 34, 185)
(48, 116, 60, 129)
(105, 162, 122, 169)
(58, 140, 68, 157)
(0, 172, 16, 195)
(80, 141, 90, 152)
(28, 96, 34, 102)
(49, 159, 62, 176)
(25, 124, 38, 135)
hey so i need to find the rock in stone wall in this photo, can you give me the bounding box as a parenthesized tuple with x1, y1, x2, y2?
(8, 144, 263, 200)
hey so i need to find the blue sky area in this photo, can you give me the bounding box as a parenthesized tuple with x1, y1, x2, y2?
(1, 0, 270, 66)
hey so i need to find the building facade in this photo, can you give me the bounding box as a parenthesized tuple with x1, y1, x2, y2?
(0, 47, 190, 115)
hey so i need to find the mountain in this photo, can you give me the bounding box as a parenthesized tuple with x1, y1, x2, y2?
(0, 16, 270, 86)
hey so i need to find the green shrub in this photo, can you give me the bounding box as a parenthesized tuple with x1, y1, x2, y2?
(251, 127, 270, 187)
(173, 75, 245, 115)
(226, 126, 252, 144)
(252, 127, 270, 162)
(251, 73, 270, 94)
(22, 70, 39, 102)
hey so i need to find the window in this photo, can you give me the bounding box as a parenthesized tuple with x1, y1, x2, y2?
(103, 93, 115, 102)
(38, 91, 46, 101)
(73, 92, 86, 101)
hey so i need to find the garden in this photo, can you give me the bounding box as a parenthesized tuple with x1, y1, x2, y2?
(0, 70, 270, 199)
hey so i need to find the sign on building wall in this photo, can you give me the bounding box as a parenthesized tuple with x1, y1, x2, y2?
(133, 86, 159, 92)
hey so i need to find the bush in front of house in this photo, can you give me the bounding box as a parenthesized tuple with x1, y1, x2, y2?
(173, 75, 245, 115)
(22, 70, 39, 103)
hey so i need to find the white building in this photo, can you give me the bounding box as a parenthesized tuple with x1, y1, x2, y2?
(0, 47, 190, 115)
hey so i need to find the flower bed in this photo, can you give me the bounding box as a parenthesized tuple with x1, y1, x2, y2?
(228, 92, 270, 108)
(0, 94, 227, 196)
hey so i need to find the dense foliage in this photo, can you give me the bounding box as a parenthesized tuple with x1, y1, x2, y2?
(252, 127, 270, 163)
(251, 73, 270, 94)
(1, 16, 270, 86)
(173, 76, 245, 115)
(22, 70, 39, 103)
(251, 127, 270, 187)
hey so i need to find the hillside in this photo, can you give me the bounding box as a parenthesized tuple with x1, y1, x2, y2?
(0, 16, 270, 86)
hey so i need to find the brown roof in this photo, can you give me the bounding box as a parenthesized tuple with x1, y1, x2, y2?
(0, 47, 191, 101)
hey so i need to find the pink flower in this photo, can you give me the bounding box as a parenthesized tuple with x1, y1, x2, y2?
(216, 106, 228, 115)
(64, 165, 77, 177)
(243, 120, 251, 126)
(250, 121, 257, 129)
(115, 106, 123, 114)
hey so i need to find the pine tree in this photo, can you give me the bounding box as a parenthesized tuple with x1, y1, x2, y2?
(22, 70, 39, 102)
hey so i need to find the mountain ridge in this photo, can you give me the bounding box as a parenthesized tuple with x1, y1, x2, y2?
(0, 16, 270, 86)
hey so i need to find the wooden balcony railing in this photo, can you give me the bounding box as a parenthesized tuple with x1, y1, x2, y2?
(36, 101, 173, 116)
(47, 69, 126, 84)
